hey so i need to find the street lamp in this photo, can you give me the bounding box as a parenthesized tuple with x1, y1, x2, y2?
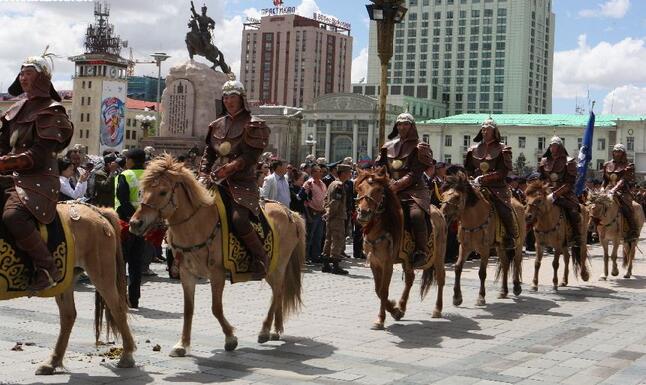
(366, 0, 407, 148)
(150, 52, 170, 123)
(135, 113, 157, 138)
(305, 133, 317, 157)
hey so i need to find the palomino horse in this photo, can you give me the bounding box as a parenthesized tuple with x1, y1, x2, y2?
(440, 172, 525, 306)
(525, 183, 590, 290)
(129, 155, 306, 355)
(588, 190, 644, 279)
(7, 204, 135, 375)
(354, 167, 446, 330)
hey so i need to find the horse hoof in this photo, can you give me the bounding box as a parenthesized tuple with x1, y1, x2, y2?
(581, 270, 590, 282)
(270, 332, 280, 341)
(225, 336, 238, 351)
(552, 286, 559, 292)
(611, 269, 619, 277)
(169, 346, 187, 358)
(624, 274, 631, 279)
(35, 364, 55, 375)
(116, 354, 135, 368)
(559, 282, 568, 287)
(513, 285, 522, 296)
(257, 333, 270, 344)
(498, 292, 508, 299)
(371, 322, 385, 330)
(475, 298, 486, 307)
(392, 308, 404, 321)
(530, 285, 538, 292)
(453, 296, 463, 307)
(599, 276, 607, 281)
(431, 309, 442, 319)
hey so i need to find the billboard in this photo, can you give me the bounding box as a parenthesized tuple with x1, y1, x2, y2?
(100, 81, 126, 153)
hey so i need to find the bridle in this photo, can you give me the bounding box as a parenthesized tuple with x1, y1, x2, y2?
(139, 179, 205, 227)
(527, 194, 563, 235)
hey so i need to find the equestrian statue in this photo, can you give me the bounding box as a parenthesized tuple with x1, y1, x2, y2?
(186, 1, 231, 73)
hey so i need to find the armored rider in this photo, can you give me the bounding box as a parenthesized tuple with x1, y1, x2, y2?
(190, 2, 215, 48)
(603, 143, 639, 241)
(199, 80, 271, 279)
(376, 113, 434, 268)
(538, 136, 583, 256)
(0, 53, 73, 291)
(464, 118, 516, 250)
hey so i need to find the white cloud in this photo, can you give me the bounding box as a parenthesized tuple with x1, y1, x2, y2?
(602, 85, 646, 114)
(579, 0, 630, 19)
(296, 0, 321, 18)
(352, 47, 368, 83)
(553, 34, 646, 99)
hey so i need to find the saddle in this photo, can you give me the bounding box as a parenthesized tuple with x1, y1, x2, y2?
(479, 189, 520, 245)
(211, 187, 278, 283)
(397, 209, 435, 270)
(0, 206, 75, 300)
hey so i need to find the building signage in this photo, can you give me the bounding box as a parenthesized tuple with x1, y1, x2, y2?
(246, 17, 260, 24)
(100, 81, 126, 153)
(313, 13, 351, 30)
(273, 0, 284, 6)
(261, 6, 295, 16)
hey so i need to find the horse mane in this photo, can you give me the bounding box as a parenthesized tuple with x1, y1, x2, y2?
(525, 181, 548, 197)
(141, 154, 213, 207)
(588, 190, 613, 205)
(357, 169, 403, 258)
(444, 172, 479, 207)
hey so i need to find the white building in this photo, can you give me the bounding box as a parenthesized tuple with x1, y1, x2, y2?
(367, 0, 554, 115)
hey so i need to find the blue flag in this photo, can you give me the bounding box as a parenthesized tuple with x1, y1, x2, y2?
(575, 110, 595, 196)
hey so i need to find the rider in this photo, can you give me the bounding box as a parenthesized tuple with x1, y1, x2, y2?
(376, 113, 434, 268)
(602, 143, 639, 241)
(538, 136, 583, 256)
(199, 80, 271, 280)
(464, 117, 517, 251)
(190, 2, 215, 48)
(0, 53, 73, 291)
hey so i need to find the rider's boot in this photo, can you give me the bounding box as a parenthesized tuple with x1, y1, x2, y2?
(620, 203, 640, 241)
(239, 231, 268, 280)
(18, 230, 61, 292)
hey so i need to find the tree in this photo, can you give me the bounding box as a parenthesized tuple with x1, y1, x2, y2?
(514, 152, 532, 176)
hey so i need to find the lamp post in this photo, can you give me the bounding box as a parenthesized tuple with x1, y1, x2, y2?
(305, 133, 317, 157)
(150, 52, 170, 133)
(366, 0, 407, 148)
(135, 113, 157, 138)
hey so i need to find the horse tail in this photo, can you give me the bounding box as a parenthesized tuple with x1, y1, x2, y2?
(420, 266, 435, 300)
(94, 208, 128, 343)
(421, 207, 446, 299)
(282, 211, 306, 319)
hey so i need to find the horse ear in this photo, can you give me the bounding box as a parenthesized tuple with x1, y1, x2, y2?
(375, 166, 387, 177)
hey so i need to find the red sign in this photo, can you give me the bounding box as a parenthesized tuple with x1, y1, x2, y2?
(273, 0, 283, 6)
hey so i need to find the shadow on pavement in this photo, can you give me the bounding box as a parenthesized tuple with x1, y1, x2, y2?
(552, 285, 629, 302)
(134, 306, 183, 320)
(608, 275, 646, 290)
(474, 295, 571, 321)
(386, 313, 495, 349)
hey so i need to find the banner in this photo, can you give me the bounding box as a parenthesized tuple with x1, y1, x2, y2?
(575, 109, 595, 196)
(100, 81, 126, 154)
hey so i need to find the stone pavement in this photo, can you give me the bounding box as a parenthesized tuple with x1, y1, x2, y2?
(2, 236, 646, 384)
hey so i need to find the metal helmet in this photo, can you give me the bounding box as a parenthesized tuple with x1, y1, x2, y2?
(8, 47, 60, 101)
(220, 79, 250, 114)
(543, 135, 568, 158)
(387, 112, 419, 140)
(474, 117, 501, 143)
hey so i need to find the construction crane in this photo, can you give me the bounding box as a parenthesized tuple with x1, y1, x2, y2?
(126, 47, 157, 77)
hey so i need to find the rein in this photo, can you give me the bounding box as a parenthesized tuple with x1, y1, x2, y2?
(169, 219, 221, 253)
(140, 181, 205, 227)
(530, 199, 563, 235)
(461, 207, 493, 233)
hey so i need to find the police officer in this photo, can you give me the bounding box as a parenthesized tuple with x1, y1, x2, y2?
(322, 164, 352, 275)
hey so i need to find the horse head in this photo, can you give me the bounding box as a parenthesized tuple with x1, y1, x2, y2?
(524, 181, 550, 224)
(354, 166, 389, 226)
(587, 189, 614, 220)
(440, 170, 472, 223)
(130, 154, 211, 235)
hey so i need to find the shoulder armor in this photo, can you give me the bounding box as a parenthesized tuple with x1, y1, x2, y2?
(35, 106, 73, 145)
(502, 145, 512, 154)
(244, 120, 270, 149)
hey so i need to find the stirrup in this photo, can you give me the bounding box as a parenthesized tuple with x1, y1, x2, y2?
(27, 268, 57, 292)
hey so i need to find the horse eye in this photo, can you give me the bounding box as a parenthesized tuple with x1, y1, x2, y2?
(160, 191, 168, 197)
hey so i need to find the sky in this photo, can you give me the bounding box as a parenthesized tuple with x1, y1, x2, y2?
(0, 0, 645, 115)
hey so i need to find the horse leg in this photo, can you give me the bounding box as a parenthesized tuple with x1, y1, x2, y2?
(600, 239, 609, 280)
(259, 284, 278, 343)
(170, 269, 197, 357)
(624, 243, 634, 279)
(611, 240, 619, 276)
(35, 289, 76, 375)
(551, 250, 560, 291)
(381, 263, 400, 320)
(476, 250, 489, 306)
(453, 244, 466, 306)
(561, 248, 570, 287)
(498, 247, 510, 299)
(433, 260, 445, 318)
(210, 268, 238, 351)
(396, 268, 415, 318)
(513, 245, 523, 296)
(532, 243, 543, 291)
(370, 264, 386, 330)
(272, 283, 285, 341)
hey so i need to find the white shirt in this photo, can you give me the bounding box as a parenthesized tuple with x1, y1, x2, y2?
(59, 175, 87, 200)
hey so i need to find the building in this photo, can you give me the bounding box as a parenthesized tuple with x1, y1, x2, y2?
(302, 93, 404, 162)
(241, 8, 353, 108)
(68, 2, 130, 155)
(352, 83, 447, 121)
(127, 75, 166, 102)
(249, 105, 303, 165)
(366, 0, 554, 115)
(418, 114, 646, 177)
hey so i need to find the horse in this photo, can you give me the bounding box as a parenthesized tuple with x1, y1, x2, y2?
(588, 190, 644, 279)
(185, 28, 231, 73)
(129, 155, 306, 355)
(524, 183, 590, 290)
(354, 167, 446, 330)
(440, 171, 525, 306)
(2, 203, 135, 375)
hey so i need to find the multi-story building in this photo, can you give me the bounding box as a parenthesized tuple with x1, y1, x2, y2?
(127, 75, 165, 102)
(366, 0, 555, 115)
(241, 9, 353, 107)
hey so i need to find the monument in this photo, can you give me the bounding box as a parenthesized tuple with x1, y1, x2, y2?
(139, 2, 231, 156)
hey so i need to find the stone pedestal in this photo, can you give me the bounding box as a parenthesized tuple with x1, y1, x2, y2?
(140, 60, 229, 156)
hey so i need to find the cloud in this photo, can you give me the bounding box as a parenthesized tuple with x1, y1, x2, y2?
(296, 0, 321, 18)
(553, 34, 646, 99)
(602, 85, 646, 114)
(352, 47, 368, 83)
(579, 0, 630, 19)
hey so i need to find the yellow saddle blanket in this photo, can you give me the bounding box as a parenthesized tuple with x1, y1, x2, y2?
(0, 208, 75, 300)
(212, 188, 279, 283)
(397, 228, 435, 270)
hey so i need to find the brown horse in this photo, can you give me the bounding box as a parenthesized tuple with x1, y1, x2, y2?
(588, 190, 644, 279)
(4, 204, 136, 375)
(354, 167, 446, 330)
(440, 171, 524, 306)
(525, 183, 590, 290)
(129, 155, 305, 355)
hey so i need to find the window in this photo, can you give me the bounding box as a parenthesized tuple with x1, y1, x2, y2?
(463, 135, 470, 148)
(518, 137, 526, 148)
(88, 81, 92, 89)
(444, 135, 452, 147)
(627, 136, 635, 151)
(577, 138, 583, 149)
(87, 97, 91, 105)
(597, 159, 605, 170)
(422, 134, 430, 144)
(444, 154, 452, 164)
(501, 136, 507, 145)
(598, 138, 606, 151)
(538, 137, 546, 150)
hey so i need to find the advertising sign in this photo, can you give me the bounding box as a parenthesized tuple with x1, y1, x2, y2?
(100, 81, 126, 153)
